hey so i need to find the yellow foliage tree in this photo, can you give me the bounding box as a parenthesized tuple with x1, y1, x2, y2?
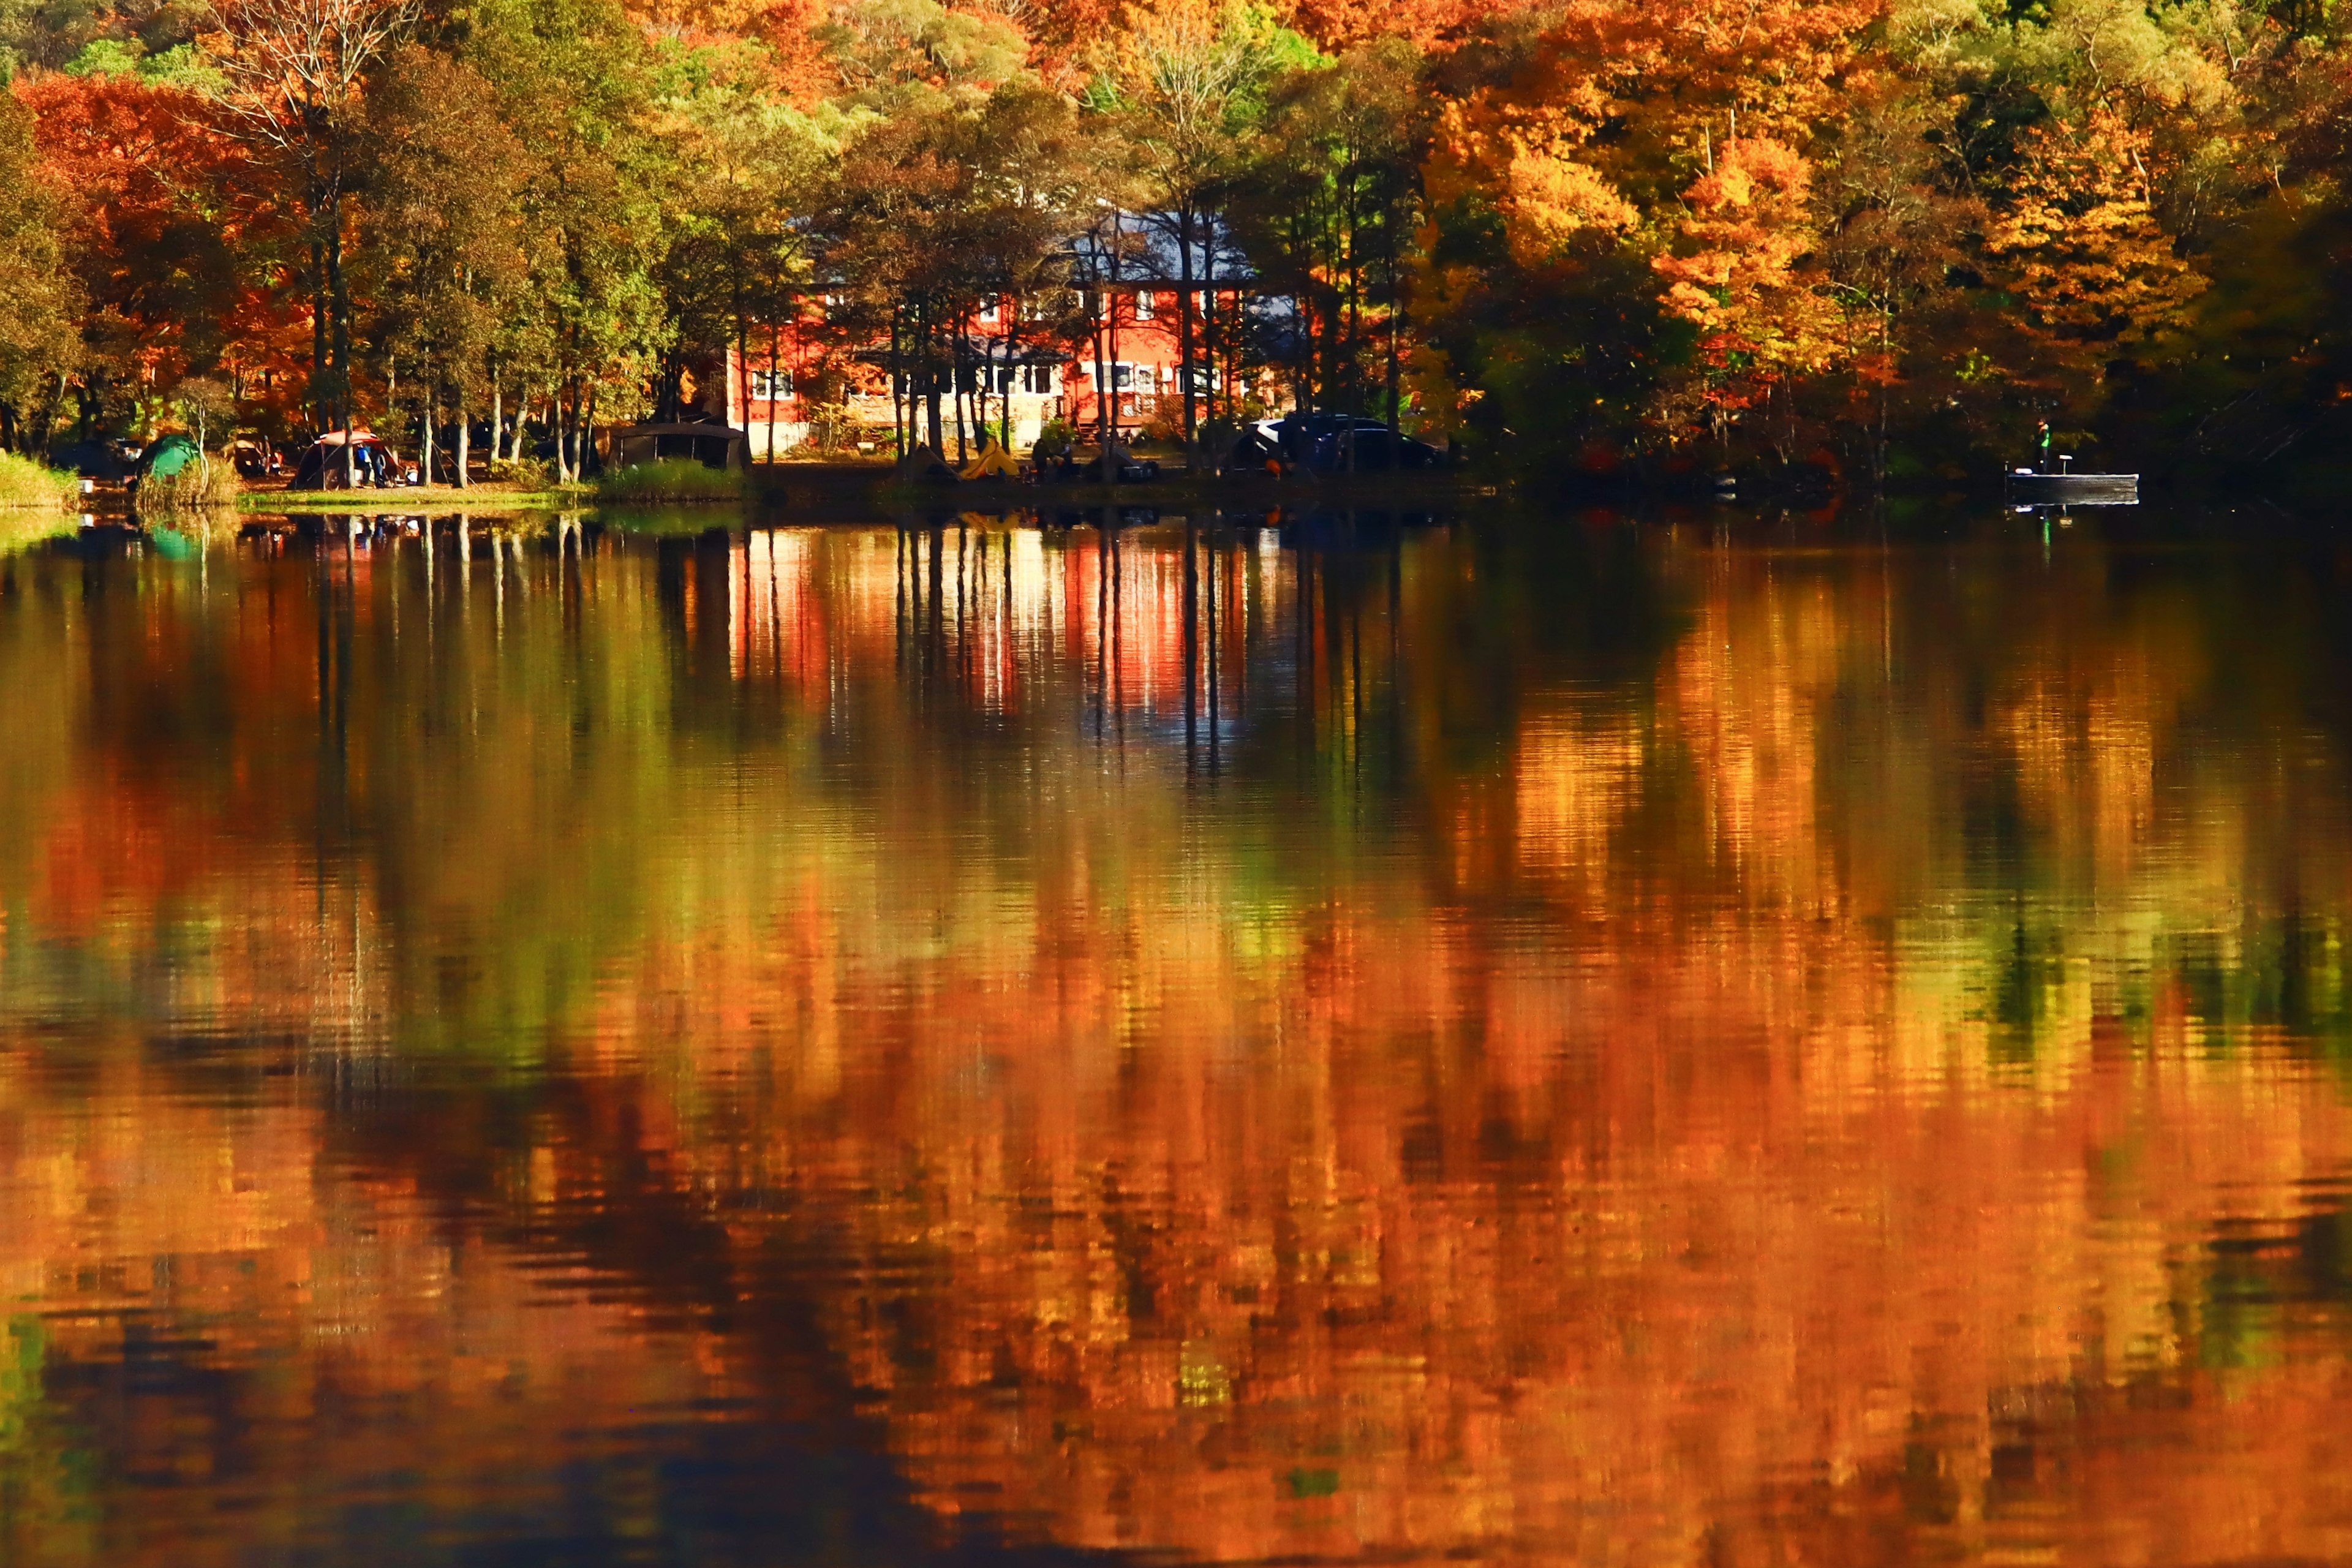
(1653, 137, 1847, 427)
(1986, 105, 2206, 374)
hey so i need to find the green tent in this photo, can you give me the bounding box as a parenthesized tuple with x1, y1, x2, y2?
(142, 434, 201, 480)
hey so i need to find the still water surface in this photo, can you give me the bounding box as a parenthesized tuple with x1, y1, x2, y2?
(2, 511, 2351, 1566)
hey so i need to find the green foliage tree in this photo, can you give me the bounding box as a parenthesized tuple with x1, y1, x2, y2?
(0, 86, 81, 452)
(1227, 40, 1422, 435)
(358, 44, 531, 486)
(204, 0, 418, 469)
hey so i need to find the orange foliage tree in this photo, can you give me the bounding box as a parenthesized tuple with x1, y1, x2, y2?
(15, 72, 276, 432)
(1985, 104, 2207, 379)
(1652, 136, 1846, 437)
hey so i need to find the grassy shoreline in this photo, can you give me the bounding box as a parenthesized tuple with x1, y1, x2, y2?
(0, 452, 80, 514)
(241, 483, 591, 513)
(228, 467, 1506, 516)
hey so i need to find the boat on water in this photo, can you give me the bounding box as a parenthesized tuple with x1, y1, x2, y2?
(2005, 466, 2138, 505)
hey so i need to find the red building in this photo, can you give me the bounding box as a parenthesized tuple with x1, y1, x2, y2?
(722, 284, 1275, 459)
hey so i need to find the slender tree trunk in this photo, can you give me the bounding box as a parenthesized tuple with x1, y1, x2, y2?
(733, 271, 748, 442)
(889, 306, 905, 458)
(923, 302, 944, 455)
(328, 204, 357, 489)
(311, 239, 328, 435)
(555, 379, 573, 485)
(455, 398, 470, 489)
(423, 391, 437, 488)
(1178, 208, 1197, 458)
(767, 309, 780, 462)
(1092, 284, 1112, 483)
(1384, 217, 1403, 429)
(953, 316, 969, 466)
(490, 383, 503, 469)
(1106, 233, 1121, 469)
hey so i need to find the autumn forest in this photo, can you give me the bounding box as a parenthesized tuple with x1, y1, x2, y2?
(4, 0, 2352, 488)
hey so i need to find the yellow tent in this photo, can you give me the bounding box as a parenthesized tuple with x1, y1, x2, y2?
(960, 439, 1020, 480)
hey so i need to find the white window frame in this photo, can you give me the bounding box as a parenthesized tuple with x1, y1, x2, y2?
(750, 368, 793, 402)
(1134, 290, 1155, 321)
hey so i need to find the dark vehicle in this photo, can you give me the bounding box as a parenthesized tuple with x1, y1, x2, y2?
(50, 439, 135, 480)
(609, 422, 745, 472)
(1262, 414, 1442, 473)
(1032, 441, 1159, 484)
(232, 437, 279, 479)
(291, 429, 401, 489)
(1311, 424, 1442, 471)
(1251, 415, 1444, 472)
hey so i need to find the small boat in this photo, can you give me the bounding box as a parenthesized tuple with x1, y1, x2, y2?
(2005, 466, 2137, 505)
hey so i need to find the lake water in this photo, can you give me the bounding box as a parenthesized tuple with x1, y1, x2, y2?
(2, 508, 2351, 1566)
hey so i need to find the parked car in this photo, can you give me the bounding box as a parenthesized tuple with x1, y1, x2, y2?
(1258, 414, 1442, 472)
(50, 438, 135, 480)
(232, 437, 281, 479)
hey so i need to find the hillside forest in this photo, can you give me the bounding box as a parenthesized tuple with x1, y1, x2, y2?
(3, 0, 2352, 488)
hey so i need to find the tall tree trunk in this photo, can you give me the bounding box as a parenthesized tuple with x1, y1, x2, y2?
(310, 239, 328, 436)
(555, 379, 574, 485)
(767, 306, 780, 463)
(328, 204, 356, 489)
(1385, 248, 1403, 429)
(1091, 284, 1112, 483)
(1178, 208, 1197, 458)
(923, 302, 944, 456)
(953, 316, 969, 466)
(733, 271, 748, 447)
(891, 306, 907, 458)
(423, 391, 436, 486)
(455, 398, 470, 489)
(1106, 235, 1121, 470)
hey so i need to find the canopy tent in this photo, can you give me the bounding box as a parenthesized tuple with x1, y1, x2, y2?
(959, 438, 1019, 480)
(290, 429, 397, 490)
(608, 423, 746, 472)
(141, 434, 202, 481)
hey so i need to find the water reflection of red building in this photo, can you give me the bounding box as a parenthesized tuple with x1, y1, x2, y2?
(693, 524, 1267, 731)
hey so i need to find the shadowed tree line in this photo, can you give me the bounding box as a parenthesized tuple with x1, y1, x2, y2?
(7, 0, 2352, 489)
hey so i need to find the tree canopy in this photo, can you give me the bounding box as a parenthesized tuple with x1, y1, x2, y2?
(4, 0, 2352, 487)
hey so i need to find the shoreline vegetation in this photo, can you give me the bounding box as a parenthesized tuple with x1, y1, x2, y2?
(6, 0, 2352, 503)
(0, 453, 78, 554)
(0, 452, 77, 512)
(221, 462, 1501, 514)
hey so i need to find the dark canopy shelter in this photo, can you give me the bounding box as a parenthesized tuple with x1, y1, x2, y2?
(290, 429, 396, 489)
(609, 423, 746, 472)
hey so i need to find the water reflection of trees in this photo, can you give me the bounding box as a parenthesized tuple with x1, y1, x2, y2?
(2, 521, 2352, 1565)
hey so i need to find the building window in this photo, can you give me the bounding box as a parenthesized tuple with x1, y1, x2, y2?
(1022, 363, 1055, 394)
(979, 296, 1000, 324)
(751, 368, 793, 402)
(1135, 290, 1155, 320)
